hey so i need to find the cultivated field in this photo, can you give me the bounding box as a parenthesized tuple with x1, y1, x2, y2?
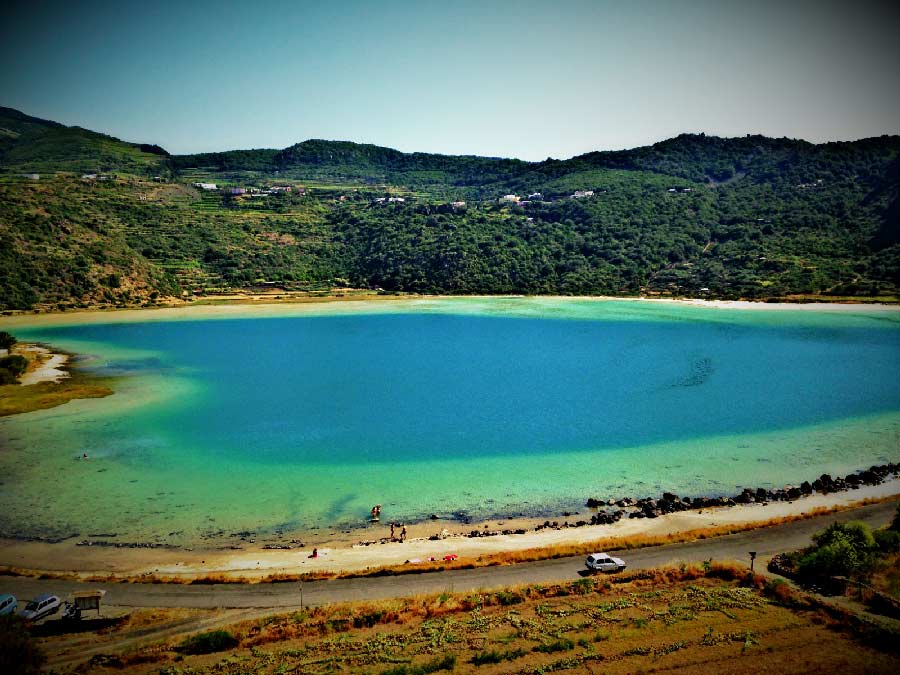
(37, 563, 899, 675)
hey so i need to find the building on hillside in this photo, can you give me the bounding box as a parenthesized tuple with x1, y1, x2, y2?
(22, 173, 40, 180)
(388, 197, 405, 202)
(527, 192, 543, 200)
(192, 182, 218, 191)
(451, 201, 466, 209)
(499, 194, 520, 203)
(572, 190, 594, 198)
(82, 174, 97, 181)
(270, 186, 292, 193)
(230, 187, 247, 195)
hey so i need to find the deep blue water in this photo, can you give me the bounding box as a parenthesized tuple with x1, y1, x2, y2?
(26, 313, 900, 463)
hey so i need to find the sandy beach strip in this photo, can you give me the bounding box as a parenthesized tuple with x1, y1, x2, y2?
(1, 479, 896, 580)
(1, 295, 898, 330)
(14, 344, 71, 385)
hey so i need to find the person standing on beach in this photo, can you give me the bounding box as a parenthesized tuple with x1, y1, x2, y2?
(390, 523, 395, 539)
(400, 525, 407, 542)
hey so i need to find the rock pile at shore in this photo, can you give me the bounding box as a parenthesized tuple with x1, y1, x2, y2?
(583, 463, 900, 522)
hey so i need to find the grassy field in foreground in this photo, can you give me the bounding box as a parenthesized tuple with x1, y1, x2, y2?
(58, 563, 899, 675)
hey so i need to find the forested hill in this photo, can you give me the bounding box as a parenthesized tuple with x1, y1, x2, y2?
(172, 133, 900, 195)
(0, 107, 169, 175)
(1, 106, 900, 310)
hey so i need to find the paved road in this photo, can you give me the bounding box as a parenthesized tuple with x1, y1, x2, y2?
(3, 500, 896, 610)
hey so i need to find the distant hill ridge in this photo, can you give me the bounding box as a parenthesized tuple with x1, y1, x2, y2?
(1, 105, 900, 310)
(4, 106, 900, 188)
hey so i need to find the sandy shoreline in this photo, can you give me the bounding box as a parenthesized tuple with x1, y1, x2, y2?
(1, 295, 898, 330)
(1, 480, 896, 579)
(14, 344, 70, 385)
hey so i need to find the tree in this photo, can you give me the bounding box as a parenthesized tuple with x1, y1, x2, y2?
(812, 520, 876, 551)
(0, 331, 15, 352)
(798, 521, 878, 580)
(0, 354, 28, 384)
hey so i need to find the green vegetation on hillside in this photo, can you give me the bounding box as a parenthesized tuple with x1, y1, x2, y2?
(2, 107, 899, 309)
(0, 106, 168, 176)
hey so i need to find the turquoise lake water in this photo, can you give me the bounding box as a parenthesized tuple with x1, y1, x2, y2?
(1, 298, 899, 545)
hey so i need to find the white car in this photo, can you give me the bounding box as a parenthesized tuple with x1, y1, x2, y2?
(585, 552, 627, 573)
(18, 594, 61, 622)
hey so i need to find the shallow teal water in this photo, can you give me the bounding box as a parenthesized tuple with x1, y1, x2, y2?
(1, 298, 899, 544)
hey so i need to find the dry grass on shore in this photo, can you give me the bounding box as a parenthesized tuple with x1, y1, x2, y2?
(0, 367, 113, 416)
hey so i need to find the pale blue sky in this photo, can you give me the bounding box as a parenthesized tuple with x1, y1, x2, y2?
(2, 0, 899, 160)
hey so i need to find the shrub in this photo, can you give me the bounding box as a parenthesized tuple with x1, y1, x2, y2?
(381, 653, 456, 675)
(0, 331, 16, 351)
(471, 648, 525, 666)
(0, 354, 28, 377)
(534, 638, 575, 654)
(571, 577, 595, 595)
(813, 521, 876, 551)
(0, 616, 45, 675)
(763, 578, 799, 606)
(798, 531, 865, 578)
(874, 529, 900, 554)
(494, 590, 523, 606)
(471, 650, 503, 666)
(353, 609, 387, 628)
(798, 521, 878, 579)
(177, 629, 238, 655)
